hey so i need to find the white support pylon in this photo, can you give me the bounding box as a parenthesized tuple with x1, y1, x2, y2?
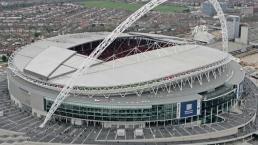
(209, 0, 229, 51)
(40, 0, 229, 128)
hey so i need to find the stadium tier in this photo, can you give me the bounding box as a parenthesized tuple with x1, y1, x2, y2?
(7, 32, 245, 129)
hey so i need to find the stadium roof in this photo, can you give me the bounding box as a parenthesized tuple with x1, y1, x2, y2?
(24, 46, 76, 80)
(45, 61, 243, 107)
(50, 44, 228, 87)
(13, 32, 187, 72)
(13, 32, 229, 88)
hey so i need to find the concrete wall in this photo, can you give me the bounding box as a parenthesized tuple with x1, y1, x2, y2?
(7, 70, 58, 116)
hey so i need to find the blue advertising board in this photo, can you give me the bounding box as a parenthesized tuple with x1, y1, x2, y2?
(180, 100, 198, 118)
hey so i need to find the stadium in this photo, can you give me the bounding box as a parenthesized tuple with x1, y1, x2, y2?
(0, 0, 258, 144)
(2, 31, 257, 144)
(7, 31, 244, 126)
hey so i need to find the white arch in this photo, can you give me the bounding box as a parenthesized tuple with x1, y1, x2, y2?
(209, 0, 228, 50)
(40, 0, 228, 128)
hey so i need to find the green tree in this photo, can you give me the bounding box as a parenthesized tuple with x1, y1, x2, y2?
(34, 32, 41, 38)
(1, 55, 7, 62)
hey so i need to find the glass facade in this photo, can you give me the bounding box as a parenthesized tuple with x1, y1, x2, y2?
(44, 99, 178, 122)
(201, 86, 237, 123)
(43, 85, 238, 125)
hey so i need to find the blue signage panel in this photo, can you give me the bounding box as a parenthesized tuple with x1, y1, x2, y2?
(180, 100, 198, 118)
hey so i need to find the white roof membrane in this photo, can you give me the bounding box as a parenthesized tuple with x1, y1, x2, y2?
(24, 46, 76, 80)
(12, 32, 231, 88)
(50, 45, 228, 87)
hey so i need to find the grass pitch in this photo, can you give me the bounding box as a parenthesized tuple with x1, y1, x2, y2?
(83, 0, 189, 13)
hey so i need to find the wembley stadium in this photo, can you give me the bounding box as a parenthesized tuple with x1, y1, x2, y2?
(7, 32, 243, 125)
(2, 32, 258, 144)
(1, 0, 258, 144)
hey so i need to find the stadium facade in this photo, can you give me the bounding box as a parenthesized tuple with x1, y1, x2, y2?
(7, 32, 245, 128)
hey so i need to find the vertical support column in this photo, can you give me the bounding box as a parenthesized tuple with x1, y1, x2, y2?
(156, 105, 158, 127)
(149, 108, 151, 127)
(231, 99, 234, 109)
(210, 108, 213, 123)
(227, 101, 229, 112)
(216, 105, 219, 116)
(216, 105, 219, 123)
(236, 84, 240, 99)
(81, 45, 83, 53)
(191, 117, 193, 126)
(204, 109, 207, 124)
(180, 79, 183, 91)
(197, 115, 200, 126)
(164, 106, 166, 127)
(221, 103, 223, 113)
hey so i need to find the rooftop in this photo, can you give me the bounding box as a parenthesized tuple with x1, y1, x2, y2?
(12, 32, 229, 88)
(50, 44, 228, 87)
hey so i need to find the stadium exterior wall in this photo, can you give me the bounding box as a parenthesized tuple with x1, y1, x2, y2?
(6, 60, 245, 128)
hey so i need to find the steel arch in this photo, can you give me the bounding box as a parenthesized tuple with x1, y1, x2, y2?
(40, 0, 229, 128)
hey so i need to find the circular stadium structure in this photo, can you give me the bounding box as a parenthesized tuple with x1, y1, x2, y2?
(7, 32, 246, 129)
(2, 1, 258, 143)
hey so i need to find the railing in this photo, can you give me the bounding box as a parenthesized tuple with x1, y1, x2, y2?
(203, 86, 235, 101)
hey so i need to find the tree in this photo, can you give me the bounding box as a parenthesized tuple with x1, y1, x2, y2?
(1, 55, 7, 62)
(34, 32, 41, 38)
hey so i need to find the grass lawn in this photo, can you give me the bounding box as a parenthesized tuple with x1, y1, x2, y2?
(83, 0, 189, 13)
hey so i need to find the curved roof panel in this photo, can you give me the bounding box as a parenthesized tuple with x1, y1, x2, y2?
(50, 44, 228, 87)
(24, 46, 76, 80)
(13, 32, 229, 88)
